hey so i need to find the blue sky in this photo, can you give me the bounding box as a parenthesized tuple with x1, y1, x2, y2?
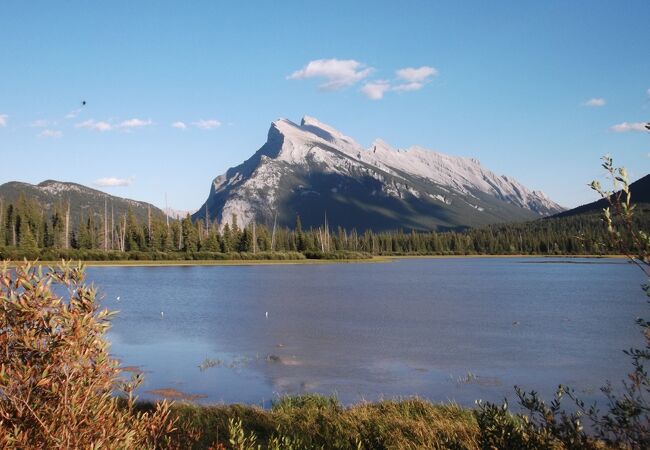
(1, 0, 648, 211)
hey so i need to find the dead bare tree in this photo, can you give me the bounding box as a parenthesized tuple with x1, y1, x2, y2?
(205, 204, 209, 237)
(64, 199, 70, 250)
(147, 205, 152, 247)
(119, 213, 127, 252)
(177, 216, 183, 251)
(104, 197, 108, 251)
(111, 202, 115, 250)
(252, 220, 257, 254)
(0, 197, 4, 245)
(271, 209, 278, 252)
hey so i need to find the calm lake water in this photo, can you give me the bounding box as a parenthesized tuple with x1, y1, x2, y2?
(89, 257, 647, 407)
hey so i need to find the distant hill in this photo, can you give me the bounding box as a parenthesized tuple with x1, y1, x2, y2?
(195, 116, 564, 231)
(554, 174, 650, 218)
(0, 180, 165, 226)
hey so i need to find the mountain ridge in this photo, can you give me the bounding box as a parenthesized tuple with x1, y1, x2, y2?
(195, 116, 564, 231)
(554, 174, 650, 218)
(0, 179, 165, 227)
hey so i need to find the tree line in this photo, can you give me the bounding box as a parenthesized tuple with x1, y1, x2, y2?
(1, 194, 647, 259)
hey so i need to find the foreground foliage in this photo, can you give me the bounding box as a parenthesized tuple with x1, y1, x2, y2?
(0, 261, 175, 449)
(150, 395, 481, 449)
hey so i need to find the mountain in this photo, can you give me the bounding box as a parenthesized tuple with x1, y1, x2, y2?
(0, 180, 165, 226)
(195, 116, 564, 231)
(554, 174, 650, 218)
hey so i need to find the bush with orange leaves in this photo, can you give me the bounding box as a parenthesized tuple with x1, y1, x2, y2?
(0, 261, 176, 449)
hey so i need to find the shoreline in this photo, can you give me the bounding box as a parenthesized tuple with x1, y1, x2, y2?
(5, 253, 628, 268)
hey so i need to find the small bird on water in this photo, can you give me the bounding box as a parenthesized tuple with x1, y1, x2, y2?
(160, 311, 164, 318)
(265, 311, 269, 318)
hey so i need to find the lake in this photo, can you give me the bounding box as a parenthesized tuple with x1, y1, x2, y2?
(89, 257, 647, 408)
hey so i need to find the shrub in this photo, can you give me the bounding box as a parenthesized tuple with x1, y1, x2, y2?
(304, 251, 372, 260)
(0, 261, 176, 449)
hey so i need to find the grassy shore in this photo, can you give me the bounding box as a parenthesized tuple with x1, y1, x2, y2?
(137, 395, 481, 449)
(131, 394, 608, 449)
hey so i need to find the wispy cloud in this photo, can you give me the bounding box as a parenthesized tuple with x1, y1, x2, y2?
(75, 119, 113, 132)
(288, 58, 373, 90)
(392, 82, 425, 92)
(31, 119, 51, 127)
(193, 119, 221, 130)
(172, 121, 187, 130)
(359, 65, 439, 99)
(75, 118, 152, 132)
(65, 108, 82, 119)
(361, 80, 392, 100)
(393, 66, 438, 92)
(584, 98, 606, 107)
(38, 129, 63, 139)
(94, 177, 134, 187)
(117, 118, 153, 130)
(396, 66, 438, 83)
(610, 122, 648, 133)
(0, 114, 8, 127)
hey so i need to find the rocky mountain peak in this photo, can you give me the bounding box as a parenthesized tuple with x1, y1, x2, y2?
(196, 116, 564, 231)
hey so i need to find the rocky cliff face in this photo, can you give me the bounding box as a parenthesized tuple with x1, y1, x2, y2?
(195, 116, 563, 231)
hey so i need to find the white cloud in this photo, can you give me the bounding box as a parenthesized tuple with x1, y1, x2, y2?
(38, 129, 63, 139)
(396, 66, 438, 83)
(75, 119, 113, 132)
(193, 119, 221, 130)
(610, 122, 648, 133)
(391, 66, 438, 93)
(288, 58, 373, 90)
(94, 177, 133, 187)
(31, 119, 50, 127)
(0, 114, 7, 127)
(392, 82, 424, 92)
(584, 98, 606, 107)
(172, 121, 187, 130)
(65, 108, 82, 119)
(361, 80, 392, 100)
(117, 118, 153, 130)
(75, 118, 152, 132)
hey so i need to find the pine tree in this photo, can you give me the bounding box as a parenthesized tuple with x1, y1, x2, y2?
(181, 214, 198, 252)
(18, 219, 37, 250)
(295, 215, 306, 251)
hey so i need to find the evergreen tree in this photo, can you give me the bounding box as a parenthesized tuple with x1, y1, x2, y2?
(295, 215, 306, 252)
(18, 219, 37, 250)
(181, 214, 198, 252)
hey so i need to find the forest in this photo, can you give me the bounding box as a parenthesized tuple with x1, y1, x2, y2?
(1, 194, 648, 260)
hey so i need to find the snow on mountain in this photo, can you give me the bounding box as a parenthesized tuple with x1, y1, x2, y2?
(0, 179, 166, 228)
(195, 116, 564, 231)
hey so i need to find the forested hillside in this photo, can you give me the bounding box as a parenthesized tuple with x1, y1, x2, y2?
(1, 192, 647, 260)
